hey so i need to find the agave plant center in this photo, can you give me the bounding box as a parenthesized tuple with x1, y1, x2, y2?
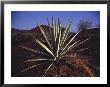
(53, 58, 62, 64)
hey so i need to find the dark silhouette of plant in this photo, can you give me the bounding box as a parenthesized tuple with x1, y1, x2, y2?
(77, 20, 92, 31)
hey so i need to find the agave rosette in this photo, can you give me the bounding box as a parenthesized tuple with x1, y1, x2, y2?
(20, 18, 99, 77)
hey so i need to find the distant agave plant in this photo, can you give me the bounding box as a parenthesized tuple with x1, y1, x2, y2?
(20, 18, 98, 77)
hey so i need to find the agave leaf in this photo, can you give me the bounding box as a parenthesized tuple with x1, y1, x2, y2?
(66, 40, 79, 50)
(25, 58, 53, 62)
(56, 18, 62, 39)
(20, 45, 49, 56)
(42, 62, 54, 77)
(56, 18, 62, 57)
(65, 33, 73, 42)
(61, 29, 82, 54)
(20, 46, 38, 53)
(52, 17, 55, 40)
(47, 17, 52, 40)
(73, 37, 91, 48)
(77, 48, 88, 52)
(73, 55, 92, 59)
(61, 37, 90, 57)
(43, 25, 51, 42)
(35, 38, 55, 58)
(20, 63, 43, 73)
(51, 17, 56, 51)
(60, 21, 72, 48)
(55, 20, 57, 42)
(60, 40, 80, 57)
(38, 24, 52, 49)
(47, 17, 56, 52)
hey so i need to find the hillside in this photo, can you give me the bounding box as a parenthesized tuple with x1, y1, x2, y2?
(11, 25, 100, 77)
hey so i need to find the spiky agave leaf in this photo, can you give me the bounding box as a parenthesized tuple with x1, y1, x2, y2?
(38, 24, 52, 49)
(24, 58, 53, 62)
(56, 18, 62, 58)
(20, 63, 44, 73)
(19, 45, 49, 57)
(42, 62, 54, 77)
(61, 37, 91, 57)
(61, 29, 82, 54)
(34, 38, 55, 58)
(60, 20, 72, 48)
(19, 45, 38, 53)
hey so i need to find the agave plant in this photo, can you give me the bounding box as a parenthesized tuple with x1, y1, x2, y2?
(20, 18, 99, 77)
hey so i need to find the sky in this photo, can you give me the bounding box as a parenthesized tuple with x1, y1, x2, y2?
(11, 11, 100, 32)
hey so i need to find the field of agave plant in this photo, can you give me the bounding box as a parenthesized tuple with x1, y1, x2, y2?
(12, 18, 100, 77)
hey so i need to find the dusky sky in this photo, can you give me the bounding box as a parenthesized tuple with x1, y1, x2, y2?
(11, 11, 100, 32)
